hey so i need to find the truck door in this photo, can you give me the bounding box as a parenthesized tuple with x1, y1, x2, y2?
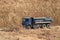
(23, 18, 31, 26)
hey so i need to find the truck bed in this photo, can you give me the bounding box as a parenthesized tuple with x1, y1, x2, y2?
(35, 22, 51, 23)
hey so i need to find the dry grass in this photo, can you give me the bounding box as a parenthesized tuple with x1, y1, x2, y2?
(0, 26, 60, 40)
(0, 0, 60, 27)
(0, 0, 60, 40)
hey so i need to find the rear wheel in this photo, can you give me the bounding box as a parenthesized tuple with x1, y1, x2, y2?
(46, 24, 50, 28)
(39, 24, 43, 28)
(42, 24, 46, 28)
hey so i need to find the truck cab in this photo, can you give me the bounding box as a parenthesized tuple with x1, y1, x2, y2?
(22, 17, 32, 27)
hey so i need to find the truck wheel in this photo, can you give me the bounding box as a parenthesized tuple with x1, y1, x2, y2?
(26, 26, 31, 29)
(42, 24, 46, 28)
(33, 25, 38, 29)
(46, 24, 50, 28)
(39, 25, 42, 28)
(37, 24, 40, 28)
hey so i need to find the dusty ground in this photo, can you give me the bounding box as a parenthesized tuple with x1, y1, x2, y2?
(0, 26, 60, 40)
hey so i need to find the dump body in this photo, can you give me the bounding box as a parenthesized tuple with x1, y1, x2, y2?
(34, 17, 52, 24)
(22, 17, 53, 29)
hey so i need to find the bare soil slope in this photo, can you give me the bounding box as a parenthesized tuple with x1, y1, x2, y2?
(0, 0, 60, 27)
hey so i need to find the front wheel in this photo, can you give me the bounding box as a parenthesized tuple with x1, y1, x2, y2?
(25, 25, 31, 29)
(32, 24, 39, 29)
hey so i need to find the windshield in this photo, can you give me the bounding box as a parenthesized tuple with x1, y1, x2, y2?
(25, 19, 29, 21)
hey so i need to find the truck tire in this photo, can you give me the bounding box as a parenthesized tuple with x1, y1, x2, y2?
(33, 25, 39, 29)
(40, 24, 43, 28)
(26, 26, 31, 29)
(46, 24, 50, 28)
(42, 24, 46, 27)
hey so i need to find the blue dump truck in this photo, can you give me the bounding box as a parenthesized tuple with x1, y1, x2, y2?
(22, 17, 53, 29)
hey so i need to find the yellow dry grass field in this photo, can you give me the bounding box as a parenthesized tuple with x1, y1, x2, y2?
(0, 0, 60, 27)
(0, 0, 60, 40)
(0, 26, 60, 40)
